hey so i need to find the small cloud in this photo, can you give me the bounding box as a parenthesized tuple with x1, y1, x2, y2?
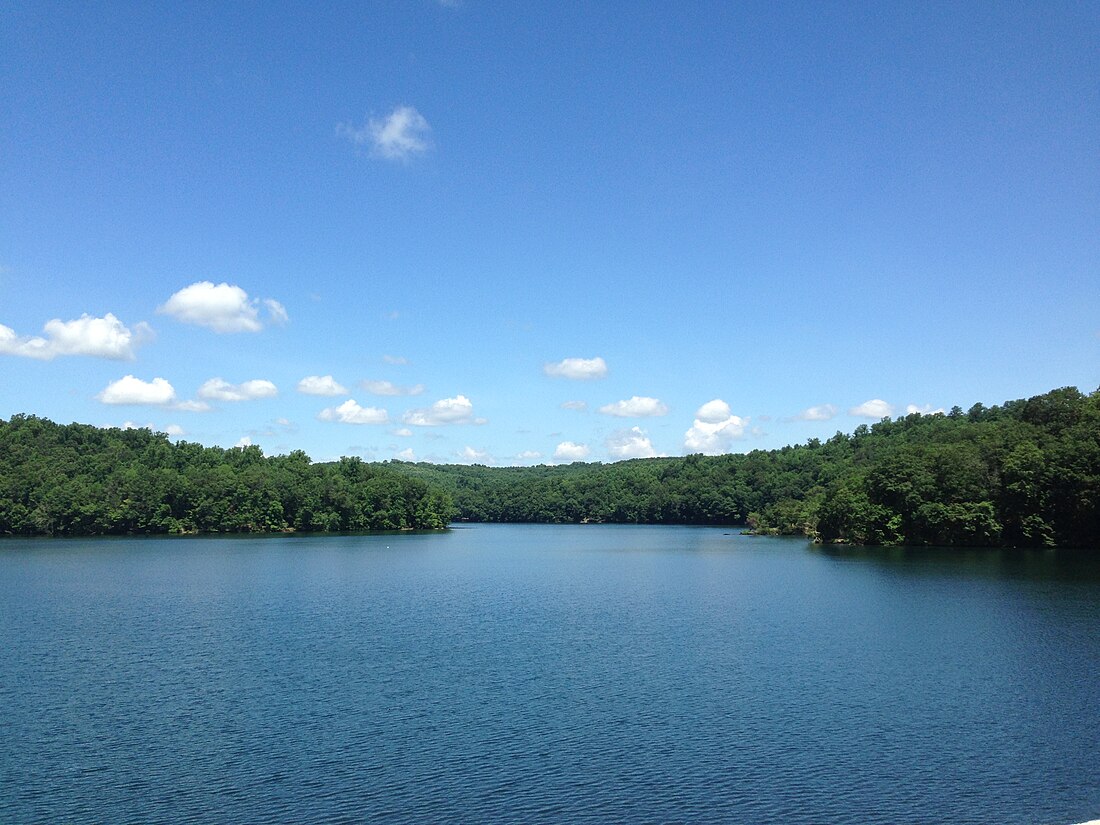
(560, 400, 588, 411)
(382, 354, 409, 365)
(516, 450, 542, 462)
(553, 441, 590, 461)
(362, 379, 425, 396)
(849, 399, 894, 419)
(606, 427, 660, 460)
(599, 396, 669, 418)
(174, 399, 211, 413)
(163, 424, 185, 436)
(543, 356, 608, 380)
(158, 281, 286, 333)
(403, 395, 484, 426)
(385, 310, 400, 320)
(339, 105, 432, 161)
(684, 399, 747, 455)
(198, 378, 278, 402)
(297, 375, 349, 396)
(98, 375, 176, 406)
(906, 403, 946, 416)
(234, 436, 253, 449)
(458, 446, 492, 464)
(395, 447, 417, 461)
(796, 404, 838, 422)
(0, 313, 151, 360)
(318, 399, 389, 425)
(264, 299, 289, 325)
(392, 427, 413, 437)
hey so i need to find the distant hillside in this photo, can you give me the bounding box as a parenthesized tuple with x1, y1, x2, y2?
(387, 386, 1099, 548)
(2, 386, 1097, 546)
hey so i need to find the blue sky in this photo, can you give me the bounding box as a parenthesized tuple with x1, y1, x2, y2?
(2, 1, 1097, 464)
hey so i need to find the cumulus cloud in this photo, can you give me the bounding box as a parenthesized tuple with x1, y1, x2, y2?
(0, 313, 151, 360)
(459, 446, 491, 464)
(98, 375, 177, 406)
(198, 378, 278, 402)
(318, 399, 389, 425)
(339, 105, 432, 160)
(234, 436, 253, 449)
(362, 379, 425, 396)
(797, 404, 838, 422)
(684, 399, 747, 455)
(906, 403, 946, 416)
(560, 400, 588, 411)
(158, 281, 287, 333)
(516, 450, 542, 462)
(849, 399, 894, 419)
(383, 354, 409, 365)
(175, 400, 211, 412)
(599, 396, 669, 418)
(403, 395, 484, 426)
(391, 427, 413, 437)
(543, 356, 608, 380)
(606, 427, 660, 460)
(297, 375, 349, 396)
(395, 448, 417, 461)
(553, 441, 590, 461)
(163, 424, 185, 436)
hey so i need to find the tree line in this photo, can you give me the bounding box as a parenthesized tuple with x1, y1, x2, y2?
(1, 386, 1096, 546)
(389, 386, 1099, 548)
(0, 416, 454, 535)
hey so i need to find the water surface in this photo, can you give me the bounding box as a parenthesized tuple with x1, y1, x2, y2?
(2, 525, 1098, 823)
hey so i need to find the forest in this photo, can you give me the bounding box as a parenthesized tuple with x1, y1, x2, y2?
(1, 386, 1097, 547)
(0, 416, 454, 535)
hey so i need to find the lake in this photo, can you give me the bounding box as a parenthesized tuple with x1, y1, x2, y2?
(1, 524, 1098, 824)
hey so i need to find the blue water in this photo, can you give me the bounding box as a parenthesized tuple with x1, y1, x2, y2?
(2, 524, 1098, 824)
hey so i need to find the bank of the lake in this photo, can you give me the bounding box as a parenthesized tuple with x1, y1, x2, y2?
(2, 524, 1098, 824)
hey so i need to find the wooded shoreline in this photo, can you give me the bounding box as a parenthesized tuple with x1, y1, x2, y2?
(2, 386, 1097, 548)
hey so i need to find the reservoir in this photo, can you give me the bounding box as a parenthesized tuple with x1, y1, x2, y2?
(2, 524, 1098, 823)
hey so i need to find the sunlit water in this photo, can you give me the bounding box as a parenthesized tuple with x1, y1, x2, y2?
(2, 524, 1098, 824)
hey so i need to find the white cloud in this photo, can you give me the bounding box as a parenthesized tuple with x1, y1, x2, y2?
(362, 379, 425, 396)
(695, 399, 732, 423)
(797, 404, 838, 422)
(459, 446, 492, 464)
(606, 427, 660, 460)
(849, 399, 894, 419)
(553, 441, 590, 461)
(163, 424, 185, 436)
(263, 298, 289, 325)
(395, 448, 417, 461)
(198, 378, 278, 402)
(906, 403, 946, 416)
(543, 356, 608, 380)
(158, 281, 286, 333)
(98, 375, 176, 406)
(516, 450, 542, 462)
(339, 105, 432, 160)
(0, 313, 151, 360)
(174, 399, 211, 412)
(234, 436, 253, 449)
(560, 400, 588, 411)
(391, 427, 414, 437)
(599, 396, 669, 418)
(403, 395, 484, 426)
(297, 375, 349, 396)
(383, 354, 409, 365)
(684, 400, 747, 455)
(318, 399, 389, 425)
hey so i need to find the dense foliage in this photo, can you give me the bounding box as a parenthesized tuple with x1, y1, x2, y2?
(3, 387, 1097, 546)
(0, 416, 454, 535)
(390, 387, 1099, 548)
